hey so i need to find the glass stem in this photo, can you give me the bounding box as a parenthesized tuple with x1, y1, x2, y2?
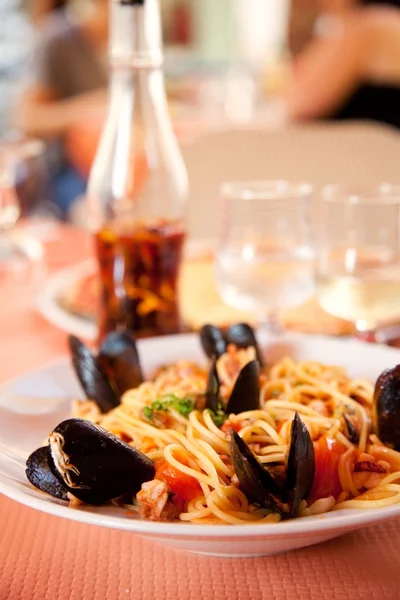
(355, 320, 378, 343)
(258, 308, 282, 336)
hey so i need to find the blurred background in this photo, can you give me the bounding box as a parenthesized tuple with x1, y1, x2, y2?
(0, 0, 303, 135)
(1, 0, 399, 223)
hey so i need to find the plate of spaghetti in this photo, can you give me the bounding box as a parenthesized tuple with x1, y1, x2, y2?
(1, 326, 400, 558)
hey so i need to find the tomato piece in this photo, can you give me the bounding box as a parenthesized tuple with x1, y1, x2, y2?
(221, 421, 241, 434)
(155, 454, 201, 503)
(308, 437, 346, 503)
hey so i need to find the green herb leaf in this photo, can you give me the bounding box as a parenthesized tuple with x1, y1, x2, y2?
(151, 399, 170, 412)
(209, 407, 228, 427)
(143, 406, 153, 420)
(144, 394, 195, 420)
(171, 397, 195, 417)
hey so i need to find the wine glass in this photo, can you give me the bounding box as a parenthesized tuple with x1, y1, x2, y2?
(315, 183, 400, 338)
(215, 180, 315, 333)
(0, 141, 44, 288)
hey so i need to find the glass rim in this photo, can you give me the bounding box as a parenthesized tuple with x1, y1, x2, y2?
(219, 180, 313, 201)
(322, 183, 400, 205)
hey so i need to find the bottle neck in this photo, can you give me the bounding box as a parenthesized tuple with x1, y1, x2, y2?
(109, 0, 163, 69)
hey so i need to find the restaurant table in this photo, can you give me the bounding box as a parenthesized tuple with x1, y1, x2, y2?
(1, 223, 400, 600)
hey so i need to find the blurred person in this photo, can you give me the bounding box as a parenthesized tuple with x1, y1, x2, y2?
(25, 0, 68, 24)
(286, 0, 400, 128)
(14, 0, 108, 220)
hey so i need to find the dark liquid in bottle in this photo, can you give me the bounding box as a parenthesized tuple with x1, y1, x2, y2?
(95, 219, 186, 340)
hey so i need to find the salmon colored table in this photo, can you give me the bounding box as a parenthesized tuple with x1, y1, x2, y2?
(1, 224, 400, 600)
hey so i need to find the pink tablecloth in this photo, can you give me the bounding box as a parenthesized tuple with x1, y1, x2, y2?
(1, 224, 400, 600)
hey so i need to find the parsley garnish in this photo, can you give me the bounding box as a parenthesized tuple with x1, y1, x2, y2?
(143, 394, 195, 421)
(151, 399, 170, 412)
(209, 406, 228, 427)
(143, 406, 153, 420)
(171, 397, 195, 417)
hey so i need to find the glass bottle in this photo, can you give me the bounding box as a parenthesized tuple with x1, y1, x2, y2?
(87, 0, 189, 340)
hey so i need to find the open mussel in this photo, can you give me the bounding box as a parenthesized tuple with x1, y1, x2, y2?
(199, 322, 264, 366)
(26, 418, 155, 505)
(373, 364, 400, 451)
(201, 322, 264, 419)
(69, 330, 143, 413)
(230, 429, 284, 514)
(205, 359, 260, 417)
(230, 412, 315, 517)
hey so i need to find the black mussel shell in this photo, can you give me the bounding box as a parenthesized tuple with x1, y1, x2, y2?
(285, 413, 315, 517)
(225, 323, 265, 367)
(373, 365, 400, 450)
(343, 414, 359, 445)
(69, 335, 120, 413)
(199, 324, 227, 359)
(26, 446, 69, 501)
(226, 360, 260, 415)
(47, 419, 155, 505)
(98, 330, 143, 396)
(205, 357, 221, 413)
(230, 431, 285, 514)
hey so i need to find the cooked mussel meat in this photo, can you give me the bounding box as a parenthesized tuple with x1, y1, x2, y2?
(69, 330, 143, 413)
(47, 418, 155, 505)
(205, 359, 260, 417)
(199, 322, 264, 365)
(26, 446, 69, 501)
(230, 412, 315, 517)
(225, 322, 264, 367)
(373, 364, 400, 451)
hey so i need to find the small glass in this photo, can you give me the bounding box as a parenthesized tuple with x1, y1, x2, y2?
(0, 143, 44, 294)
(215, 180, 315, 332)
(315, 184, 400, 334)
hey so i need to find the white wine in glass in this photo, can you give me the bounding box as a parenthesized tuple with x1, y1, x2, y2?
(315, 185, 400, 333)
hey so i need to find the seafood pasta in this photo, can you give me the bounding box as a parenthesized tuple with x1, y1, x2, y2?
(26, 324, 400, 524)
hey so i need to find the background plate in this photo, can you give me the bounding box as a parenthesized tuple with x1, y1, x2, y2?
(35, 239, 217, 341)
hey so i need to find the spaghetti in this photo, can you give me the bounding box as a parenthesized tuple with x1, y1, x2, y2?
(72, 348, 400, 524)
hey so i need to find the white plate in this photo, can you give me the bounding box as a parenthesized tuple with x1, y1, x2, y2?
(1, 332, 400, 558)
(36, 238, 216, 341)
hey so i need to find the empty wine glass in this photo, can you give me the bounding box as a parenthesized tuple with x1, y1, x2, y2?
(315, 183, 400, 337)
(215, 180, 315, 333)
